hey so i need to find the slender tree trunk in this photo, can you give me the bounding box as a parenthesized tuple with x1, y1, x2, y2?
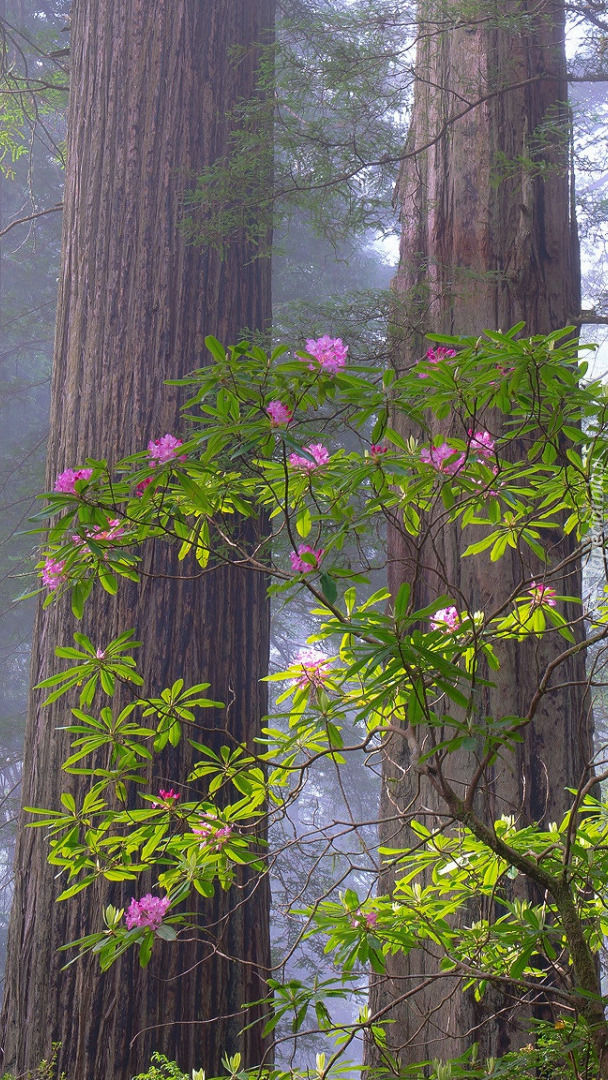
(367, 0, 593, 1066)
(0, 3, 274, 1078)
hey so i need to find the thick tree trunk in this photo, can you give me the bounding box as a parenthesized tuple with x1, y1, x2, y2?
(367, 0, 593, 1067)
(0, 3, 274, 1078)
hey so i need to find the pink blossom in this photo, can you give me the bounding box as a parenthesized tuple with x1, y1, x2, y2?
(125, 893, 170, 931)
(351, 909, 378, 931)
(96, 648, 105, 659)
(41, 557, 66, 591)
(295, 648, 332, 690)
(267, 401, 293, 427)
(147, 434, 186, 465)
(152, 788, 180, 808)
(290, 544, 324, 573)
(370, 444, 388, 458)
(431, 606, 461, 633)
(54, 468, 93, 494)
(418, 346, 457, 378)
(528, 582, 557, 608)
(136, 476, 154, 497)
(193, 817, 233, 852)
(468, 430, 495, 460)
(288, 444, 330, 471)
(305, 336, 348, 374)
(420, 443, 465, 475)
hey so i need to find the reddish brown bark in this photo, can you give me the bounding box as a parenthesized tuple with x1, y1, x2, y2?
(0, 2, 274, 1078)
(367, 0, 592, 1067)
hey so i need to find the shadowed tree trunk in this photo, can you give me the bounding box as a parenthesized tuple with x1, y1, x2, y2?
(0, 2, 274, 1078)
(367, 0, 593, 1067)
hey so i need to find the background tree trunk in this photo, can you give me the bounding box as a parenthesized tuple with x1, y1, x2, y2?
(0, 2, 274, 1078)
(367, 0, 593, 1066)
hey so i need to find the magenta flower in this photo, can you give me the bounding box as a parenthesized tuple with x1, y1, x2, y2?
(151, 788, 180, 808)
(267, 401, 293, 427)
(468, 430, 495, 460)
(136, 476, 154, 497)
(125, 893, 170, 931)
(351, 909, 378, 931)
(370, 443, 388, 458)
(305, 336, 348, 374)
(193, 817, 233, 852)
(528, 582, 557, 608)
(147, 434, 185, 465)
(431, 606, 461, 633)
(294, 647, 332, 690)
(54, 467, 93, 494)
(41, 557, 66, 591)
(290, 544, 324, 573)
(420, 442, 465, 475)
(288, 444, 330, 471)
(418, 346, 457, 378)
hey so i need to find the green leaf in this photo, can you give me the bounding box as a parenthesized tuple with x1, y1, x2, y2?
(320, 573, 338, 605)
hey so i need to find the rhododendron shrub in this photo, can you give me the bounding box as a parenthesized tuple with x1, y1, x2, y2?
(27, 328, 608, 1079)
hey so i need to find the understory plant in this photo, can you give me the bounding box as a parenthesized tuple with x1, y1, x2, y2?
(25, 327, 608, 1078)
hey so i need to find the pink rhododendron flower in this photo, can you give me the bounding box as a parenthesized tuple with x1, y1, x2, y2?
(294, 647, 332, 690)
(288, 444, 330, 471)
(267, 401, 292, 427)
(528, 582, 557, 608)
(431, 606, 461, 632)
(351, 909, 378, 930)
(136, 476, 154, 497)
(305, 335, 348, 374)
(152, 788, 180, 808)
(125, 894, 170, 931)
(54, 468, 93, 494)
(468, 430, 495, 460)
(418, 346, 457, 378)
(96, 648, 105, 659)
(193, 817, 233, 852)
(72, 519, 126, 547)
(41, 557, 66, 591)
(370, 444, 388, 458)
(147, 434, 185, 465)
(420, 443, 465, 475)
(290, 544, 324, 573)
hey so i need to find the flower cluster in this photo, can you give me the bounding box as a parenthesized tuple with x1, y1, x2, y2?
(290, 544, 324, 573)
(125, 894, 170, 931)
(152, 788, 180, 808)
(468, 430, 495, 460)
(370, 443, 388, 458)
(295, 648, 332, 690)
(288, 444, 330, 471)
(304, 336, 348, 374)
(418, 345, 457, 378)
(193, 817, 233, 852)
(350, 909, 377, 931)
(41, 557, 66, 591)
(54, 467, 93, 494)
(73, 518, 125, 546)
(147, 434, 185, 465)
(431, 606, 461, 633)
(267, 401, 292, 427)
(420, 442, 465, 475)
(528, 582, 557, 608)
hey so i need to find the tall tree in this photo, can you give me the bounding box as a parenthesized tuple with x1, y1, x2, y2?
(0, 2, 274, 1078)
(367, 0, 594, 1066)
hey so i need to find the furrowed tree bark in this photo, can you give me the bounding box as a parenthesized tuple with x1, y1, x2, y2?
(367, 0, 594, 1067)
(0, 2, 274, 1078)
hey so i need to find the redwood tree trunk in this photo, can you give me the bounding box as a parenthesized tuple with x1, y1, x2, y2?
(0, 3, 274, 1078)
(367, 0, 592, 1066)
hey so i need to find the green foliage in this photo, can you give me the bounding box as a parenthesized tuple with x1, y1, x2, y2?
(29, 327, 608, 1076)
